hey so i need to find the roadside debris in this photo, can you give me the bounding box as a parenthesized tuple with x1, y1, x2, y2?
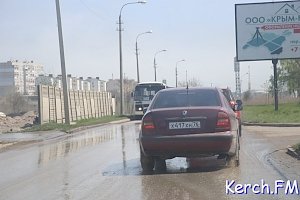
(0, 111, 38, 133)
(0, 112, 6, 117)
(287, 146, 300, 160)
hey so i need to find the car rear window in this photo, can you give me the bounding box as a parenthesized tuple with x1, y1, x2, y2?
(153, 90, 221, 108)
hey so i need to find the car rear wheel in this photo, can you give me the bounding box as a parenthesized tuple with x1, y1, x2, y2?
(140, 150, 155, 171)
(235, 134, 240, 166)
(226, 134, 240, 167)
(155, 158, 166, 171)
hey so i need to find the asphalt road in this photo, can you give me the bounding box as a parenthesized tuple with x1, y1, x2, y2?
(0, 121, 300, 200)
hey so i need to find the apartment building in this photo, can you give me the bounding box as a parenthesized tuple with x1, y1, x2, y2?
(36, 74, 106, 92)
(0, 60, 43, 96)
(86, 77, 107, 92)
(79, 77, 91, 91)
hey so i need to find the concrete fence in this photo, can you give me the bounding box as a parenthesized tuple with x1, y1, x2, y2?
(38, 85, 115, 124)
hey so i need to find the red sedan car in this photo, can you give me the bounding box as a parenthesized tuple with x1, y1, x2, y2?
(139, 87, 240, 171)
(221, 88, 243, 136)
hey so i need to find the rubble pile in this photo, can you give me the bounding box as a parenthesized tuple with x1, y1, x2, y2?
(0, 111, 38, 133)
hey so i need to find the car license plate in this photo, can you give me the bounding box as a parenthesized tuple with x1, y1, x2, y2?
(169, 121, 201, 129)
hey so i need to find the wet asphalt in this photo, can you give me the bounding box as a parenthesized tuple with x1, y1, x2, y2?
(0, 121, 300, 200)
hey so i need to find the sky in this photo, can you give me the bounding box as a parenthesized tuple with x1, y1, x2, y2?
(0, 0, 290, 92)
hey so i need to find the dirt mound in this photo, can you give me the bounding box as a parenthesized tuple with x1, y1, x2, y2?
(0, 111, 38, 133)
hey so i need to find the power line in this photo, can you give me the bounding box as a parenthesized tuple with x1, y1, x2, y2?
(79, 0, 106, 20)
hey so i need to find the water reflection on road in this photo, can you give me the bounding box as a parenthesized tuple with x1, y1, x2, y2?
(38, 126, 117, 165)
(1, 121, 300, 200)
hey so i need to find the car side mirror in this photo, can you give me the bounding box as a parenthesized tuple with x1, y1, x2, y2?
(236, 100, 243, 111)
(229, 100, 236, 111)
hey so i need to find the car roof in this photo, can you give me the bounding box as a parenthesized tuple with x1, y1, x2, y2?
(158, 87, 219, 92)
(150, 87, 224, 108)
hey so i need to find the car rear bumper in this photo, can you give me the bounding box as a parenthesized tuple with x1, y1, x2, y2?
(140, 132, 234, 157)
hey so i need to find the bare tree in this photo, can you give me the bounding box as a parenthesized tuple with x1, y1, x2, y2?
(242, 90, 251, 102)
(178, 77, 202, 87)
(6, 92, 27, 114)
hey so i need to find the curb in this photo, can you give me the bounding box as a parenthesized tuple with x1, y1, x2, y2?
(67, 118, 130, 134)
(286, 146, 300, 160)
(242, 122, 300, 161)
(243, 122, 300, 127)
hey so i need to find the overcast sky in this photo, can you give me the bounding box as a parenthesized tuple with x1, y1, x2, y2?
(0, 0, 289, 92)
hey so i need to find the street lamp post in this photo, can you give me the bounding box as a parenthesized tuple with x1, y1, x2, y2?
(118, 1, 146, 115)
(135, 30, 152, 83)
(175, 59, 185, 87)
(153, 49, 167, 82)
(240, 72, 249, 92)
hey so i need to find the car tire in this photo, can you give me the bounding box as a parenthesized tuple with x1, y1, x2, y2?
(155, 158, 166, 171)
(140, 150, 155, 171)
(235, 134, 240, 166)
(227, 154, 240, 167)
(226, 134, 240, 167)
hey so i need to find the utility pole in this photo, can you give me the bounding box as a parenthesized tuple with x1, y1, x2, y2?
(234, 57, 241, 99)
(118, 1, 146, 115)
(153, 49, 167, 82)
(175, 59, 185, 87)
(135, 41, 140, 83)
(185, 70, 188, 87)
(248, 65, 251, 91)
(153, 58, 157, 81)
(118, 12, 124, 115)
(55, 0, 70, 124)
(135, 31, 152, 83)
(272, 59, 279, 111)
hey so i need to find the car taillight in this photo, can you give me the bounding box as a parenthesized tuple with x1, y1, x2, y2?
(216, 111, 230, 132)
(229, 100, 236, 110)
(142, 115, 155, 130)
(229, 100, 235, 107)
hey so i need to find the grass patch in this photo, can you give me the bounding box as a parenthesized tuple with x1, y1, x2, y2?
(292, 143, 300, 154)
(25, 116, 127, 133)
(243, 102, 300, 123)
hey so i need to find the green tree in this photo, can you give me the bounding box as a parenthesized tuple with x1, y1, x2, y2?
(279, 59, 300, 98)
(268, 66, 286, 97)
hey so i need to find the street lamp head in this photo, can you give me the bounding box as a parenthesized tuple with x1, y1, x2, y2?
(136, 30, 152, 41)
(154, 49, 167, 58)
(176, 59, 185, 67)
(138, 1, 147, 4)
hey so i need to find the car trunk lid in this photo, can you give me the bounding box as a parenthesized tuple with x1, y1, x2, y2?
(150, 107, 222, 135)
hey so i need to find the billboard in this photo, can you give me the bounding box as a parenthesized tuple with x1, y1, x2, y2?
(235, 1, 300, 61)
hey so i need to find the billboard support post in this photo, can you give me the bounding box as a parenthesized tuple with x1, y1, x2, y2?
(272, 59, 278, 111)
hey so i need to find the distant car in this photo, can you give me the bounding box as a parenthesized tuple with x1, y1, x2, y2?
(221, 88, 243, 136)
(139, 87, 241, 171)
